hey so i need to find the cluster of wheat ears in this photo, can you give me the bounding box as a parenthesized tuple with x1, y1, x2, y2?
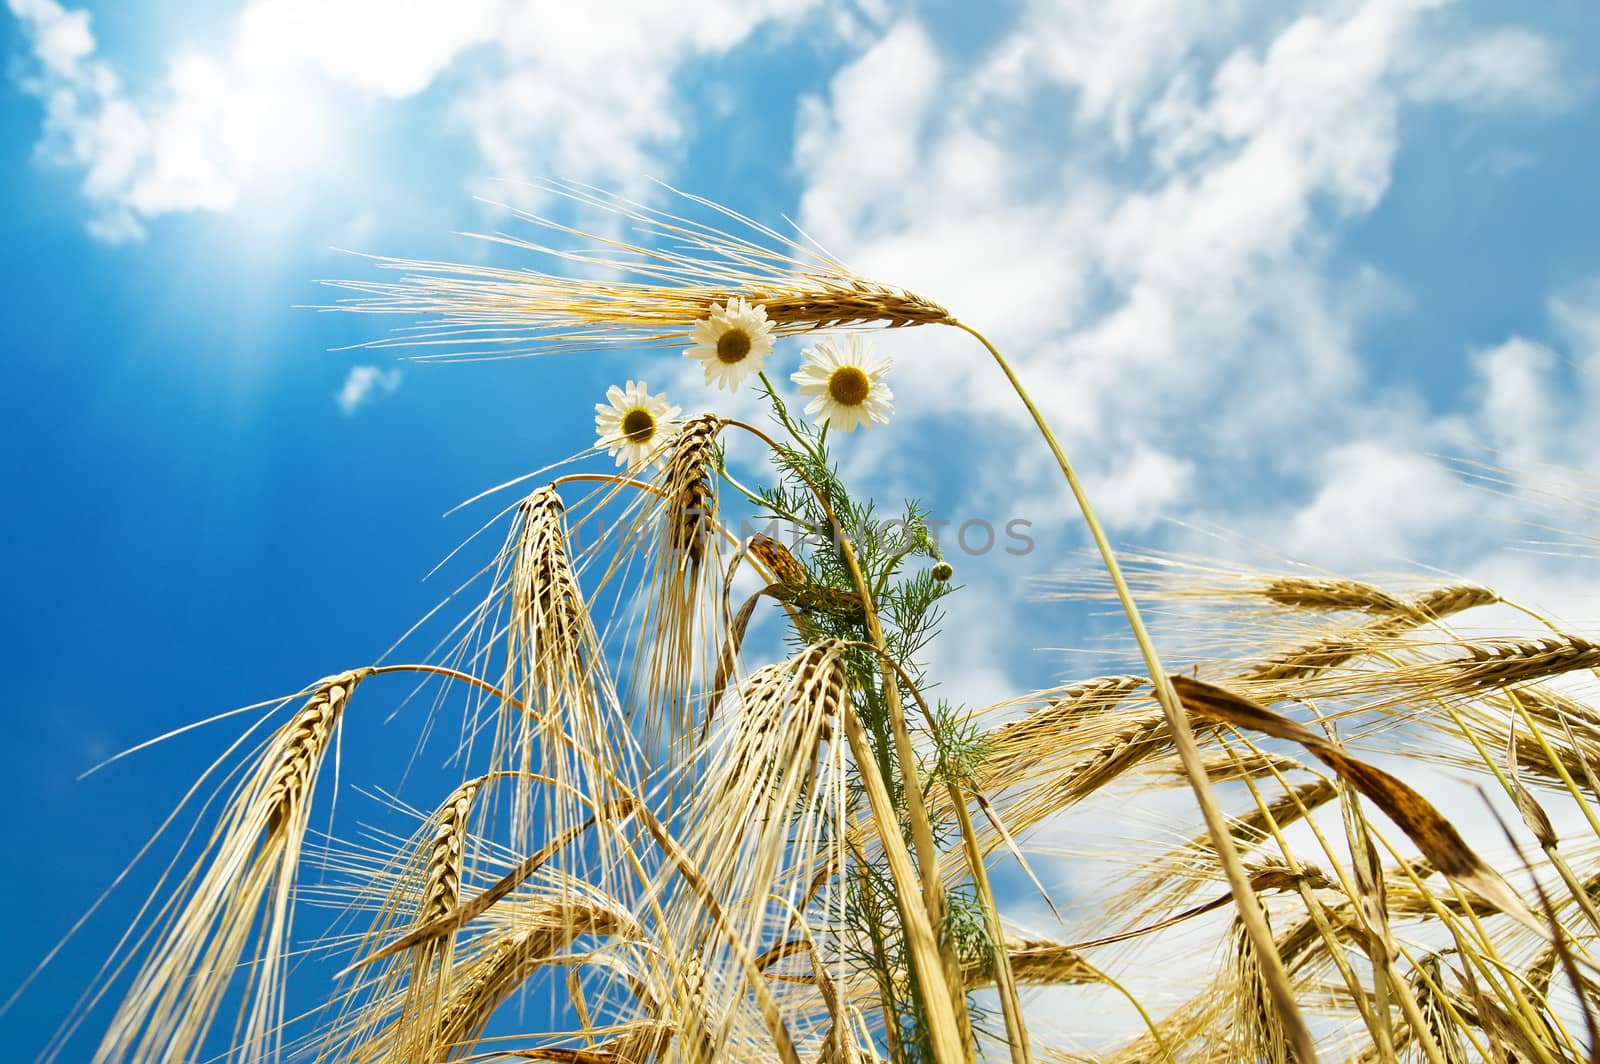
(36, 183, 1600, 1064)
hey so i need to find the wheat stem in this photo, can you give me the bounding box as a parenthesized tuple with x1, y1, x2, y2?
(952, 319, 1316, 1064)
(948, 785, 1031, 1064)
(1223, 739, 1398, 1052)
(1505, 689, 1600, 843)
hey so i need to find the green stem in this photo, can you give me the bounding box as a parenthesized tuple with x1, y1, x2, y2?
(952, 319, 1318, 1064)
(948, 785, 1030, 1064)
(758, 370, 822, 462)
(835, 532, 976, 1061)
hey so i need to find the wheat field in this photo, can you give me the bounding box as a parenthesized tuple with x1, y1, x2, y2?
(35, 185, 1600, 1064)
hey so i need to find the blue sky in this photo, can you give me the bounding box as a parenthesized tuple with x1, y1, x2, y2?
(2, 0, 1599, 1057)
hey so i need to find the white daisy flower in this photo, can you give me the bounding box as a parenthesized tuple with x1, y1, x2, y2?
(791, 335, 894, 433)
(683, 297, 775, 390)
(594, 380, 682, 468)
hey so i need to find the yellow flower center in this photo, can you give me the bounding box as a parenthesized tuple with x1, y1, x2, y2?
(827, 366, 870, 407)
(621, 407, 656, 442)
(716, 328, 753, 364)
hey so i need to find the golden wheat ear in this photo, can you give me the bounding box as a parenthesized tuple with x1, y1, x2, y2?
(627, 415, 729, 749)
(969, 678, 1191, 841)
(1227, 914, 1297, 1064)
(1241, 584, 1498, 683)
(678, 641, 851, 945)
(1121, 777, 1337, 928)
(321, 179, 951, 362)
(490, 485, 642, 871)
(304, 768, 654, 1062)
(94, 669, 368, 1064)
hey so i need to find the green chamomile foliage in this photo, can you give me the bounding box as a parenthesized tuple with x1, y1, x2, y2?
(737, 374, 995, 1061)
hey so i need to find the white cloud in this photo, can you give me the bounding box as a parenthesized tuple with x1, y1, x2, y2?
(336, 364, 402, 414)
(1423, 282, 1600, 490)
(1082, 447, 1196, 533)
(794, 20, 942, 241)
(234, 0, 502, 99)
(9, 0, 1588, 627)
(10, 0, 147, 239)
(8, 0, 827, 239)
(0, 1, 516, 240)
(1552, 279, 1600, 388)
(1283, 442, 1480, 567)
(976, 0, 1261, 147)
(8, 0, 91, 75)
(1471, 337, 1560, 467)
(921, 584, 1033, 711)
(7, 0, 376, 238)
(794, 2, 1567, 456)
(450, 0, 820, 204)
(1401, 27, 1563, 110)
(1153, 283, 1600, 602)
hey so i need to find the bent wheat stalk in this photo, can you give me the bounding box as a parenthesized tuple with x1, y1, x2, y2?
(949, 320, 1317, 1064)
